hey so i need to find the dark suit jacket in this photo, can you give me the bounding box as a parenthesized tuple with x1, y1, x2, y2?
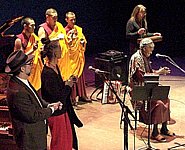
(6, 76, 52, 150)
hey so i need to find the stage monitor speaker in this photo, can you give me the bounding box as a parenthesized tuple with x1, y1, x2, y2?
(95, 55, 128, 87)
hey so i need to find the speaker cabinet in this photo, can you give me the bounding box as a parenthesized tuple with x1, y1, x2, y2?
(95, 56, 128, 87)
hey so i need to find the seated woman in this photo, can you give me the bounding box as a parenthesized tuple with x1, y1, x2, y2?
(128, 38, 175, 142)
(41, 38, 83, 150)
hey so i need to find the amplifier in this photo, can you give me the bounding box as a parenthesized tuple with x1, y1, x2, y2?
(95, 55, 128, 87)
(98, 50, 127, 60)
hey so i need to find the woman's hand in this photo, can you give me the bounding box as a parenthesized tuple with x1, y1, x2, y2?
(65, 75, 78, 87)
(153, 32, 161, 36)
(138, 28, 145, 35)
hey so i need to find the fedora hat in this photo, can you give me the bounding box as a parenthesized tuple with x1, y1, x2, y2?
(5, 50, 34, 73)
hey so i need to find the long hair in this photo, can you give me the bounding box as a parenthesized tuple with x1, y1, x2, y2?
(130, 4, 147, 29)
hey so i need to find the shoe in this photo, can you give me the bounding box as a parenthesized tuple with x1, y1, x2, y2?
(79, 96, 92, 103)
(151, 134, 166, 142)
(161, 130, 175, 136)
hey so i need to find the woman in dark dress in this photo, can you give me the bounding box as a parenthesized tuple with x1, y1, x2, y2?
(41, 39, 83, 150)
(126, 4, 161, 55)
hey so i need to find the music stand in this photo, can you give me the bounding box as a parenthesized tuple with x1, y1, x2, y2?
(132, 85, 170, 150)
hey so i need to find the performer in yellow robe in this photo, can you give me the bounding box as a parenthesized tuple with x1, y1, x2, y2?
(65, 12, 91, 104)
(14, 17, 43, 91)
(38, 8, 71, 81)
(66, 25, 86, 78)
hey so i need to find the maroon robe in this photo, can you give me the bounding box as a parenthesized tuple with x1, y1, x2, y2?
(39, 22, 53, 37)
(16, 32, 29, 51)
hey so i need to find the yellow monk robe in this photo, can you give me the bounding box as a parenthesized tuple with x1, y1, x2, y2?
(49, 22, 71, 81)
(66, 25, 87, 78)
(25, 33, 43, 91)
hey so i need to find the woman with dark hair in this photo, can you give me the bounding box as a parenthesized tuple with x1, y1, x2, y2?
(126, 4, 161, 55)
(41, 39, 83, 150)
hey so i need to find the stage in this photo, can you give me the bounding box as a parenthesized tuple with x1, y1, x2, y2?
(48, 55, 185, 150)
(60, 75, 185, 150)
(1, 55, 185, 150)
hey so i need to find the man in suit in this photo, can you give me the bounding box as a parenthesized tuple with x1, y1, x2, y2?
(5, 50, 62, 150)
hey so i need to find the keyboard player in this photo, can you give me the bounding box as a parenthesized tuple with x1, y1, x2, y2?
(128, 38, 175, 142)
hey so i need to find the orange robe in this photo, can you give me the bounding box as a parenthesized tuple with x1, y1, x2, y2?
(65, 25, 87, 77)
(65, 25, 88, 101)
(16, 33, 43, 90)
(40, 22, 71, 81)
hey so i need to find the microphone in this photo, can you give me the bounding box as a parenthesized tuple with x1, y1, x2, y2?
(88, 66, 110, 74)
(156, 53, 179, 70)
(156, 53, 169, 58)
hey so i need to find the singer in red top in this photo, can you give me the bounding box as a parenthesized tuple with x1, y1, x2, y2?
(128, 38, 175, 142)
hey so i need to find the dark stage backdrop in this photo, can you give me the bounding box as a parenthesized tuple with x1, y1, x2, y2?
(0, 0, 185, 71)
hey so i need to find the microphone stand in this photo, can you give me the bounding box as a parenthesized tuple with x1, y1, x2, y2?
(164, 56, 185, 150)
(165, 58, 185, 74)
(89, 73, 104, 101)
(102, 73, 135, 150)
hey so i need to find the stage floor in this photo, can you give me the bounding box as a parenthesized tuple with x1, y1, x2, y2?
(71, 75, 185, 150)
(45, 76, 185, 150)
(47, 55, 185, 150)
(1, 55, 185, 149)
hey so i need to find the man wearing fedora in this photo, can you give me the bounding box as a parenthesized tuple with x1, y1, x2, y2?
(5, 50, 62, 150)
